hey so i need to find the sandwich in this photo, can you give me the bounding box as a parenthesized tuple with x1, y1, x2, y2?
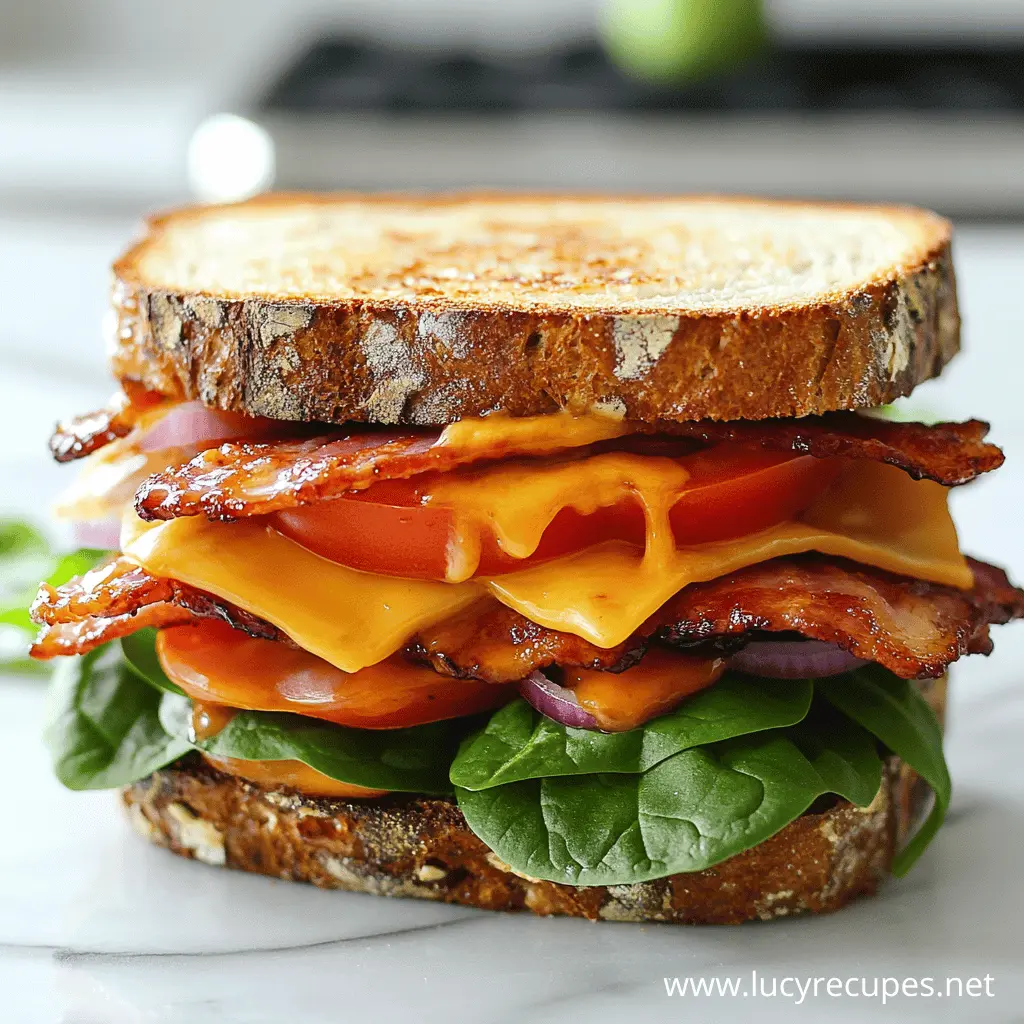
(31, 194, 1024, 924)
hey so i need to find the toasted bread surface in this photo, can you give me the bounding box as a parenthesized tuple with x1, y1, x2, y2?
(109, 194, 958, 424)
(121, 756, 923, 924)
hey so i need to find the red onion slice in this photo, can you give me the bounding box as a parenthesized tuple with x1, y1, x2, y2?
(72, 518, 122, 551)
(520, 671, 600, 730)
(729, 639, 868, 679)
(136, 401, 251, 453)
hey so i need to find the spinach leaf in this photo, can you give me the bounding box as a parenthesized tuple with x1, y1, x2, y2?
(818, 666, 950, 875)
(121, 629, 185, 695)
(0, 520, 51, 615)
(43, 644, 190, 790)
(159, 692, 469, 795)
(450, 675, 813, 790)
(0, 519, 108, 671)
(1, 530, 106, 633)
(455, 710, 883, 885)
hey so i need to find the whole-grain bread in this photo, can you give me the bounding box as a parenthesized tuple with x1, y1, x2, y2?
(109, 194, 958, 426)
(121, 676, 945, 925)
(121, 755, 927, 925)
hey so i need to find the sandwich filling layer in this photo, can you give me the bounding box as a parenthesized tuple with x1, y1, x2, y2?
(33, 395, 1024, 886)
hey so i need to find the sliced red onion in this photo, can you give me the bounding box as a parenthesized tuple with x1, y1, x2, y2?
(520, 670, 600, 730)
(136, 401, 248, 453)
(729, 639, 868, 679)
(72, 518, 122, 551)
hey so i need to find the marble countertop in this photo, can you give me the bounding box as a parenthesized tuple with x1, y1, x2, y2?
(1, 217, 1023, 1023)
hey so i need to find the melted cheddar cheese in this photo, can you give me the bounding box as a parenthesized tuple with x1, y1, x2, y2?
(121, 458, 970, 669)
(121, 513, 481, 672)
(436, 407, 629, 454)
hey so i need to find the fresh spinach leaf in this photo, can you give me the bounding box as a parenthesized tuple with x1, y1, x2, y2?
(818, 666, 950, 875)
(455, 711, 883, 885)
(450, 675, 813, 791)
(160, 692, 469, 795)
(120, 629, 185, 695)
(1, 535, 107, 633)
(0, 520, 108, 670)
(43, 644, 190, 790)
(0, 520, 51, 611)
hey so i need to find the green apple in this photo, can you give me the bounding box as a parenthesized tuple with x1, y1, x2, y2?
(599, 0, 767, 82)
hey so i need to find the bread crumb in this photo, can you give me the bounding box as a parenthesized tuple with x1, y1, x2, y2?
(590, 397, 627, 419)
(417, 310, 470, 359)
(611, 315, 679, 380)
(127, 803, 160, 843)
(251, 302, 314, 347)
(149, 294, 184, 352)
(416, 863, 449, 883)
(185, 295, 226, 329)
(486, 851, 544, 884)
(360, 319, 425, 423)
(165, 802, 226, 866)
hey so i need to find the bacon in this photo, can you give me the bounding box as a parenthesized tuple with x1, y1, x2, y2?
(414, 555, 1024, 682)
(132, 413, 1004, 522)
(659, 416, 1003, 487)
(32, 548, 1024, 681)
(408, 601, 645, 682)
(32, 604, 195, 659)
(30, 556, 285, 659)
(650, 555, 1024, 679)
(49, 386, 168, 463)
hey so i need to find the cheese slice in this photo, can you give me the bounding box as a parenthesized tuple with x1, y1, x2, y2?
(122, 458, 970, 666)
(486, 461, 970, 648)
(436, 408, 629, 456)
(430, 451, 691, 581)
(121, 512, 482, 672)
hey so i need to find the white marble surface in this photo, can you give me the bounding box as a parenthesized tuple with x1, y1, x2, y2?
(2, 221, 1024, 1023)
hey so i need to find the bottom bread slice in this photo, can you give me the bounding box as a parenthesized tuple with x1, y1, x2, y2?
(121, 754, 930, 925)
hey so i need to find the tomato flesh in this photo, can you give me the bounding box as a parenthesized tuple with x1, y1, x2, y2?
(157, 620, 513, 730)
(272, 445, 840, 581)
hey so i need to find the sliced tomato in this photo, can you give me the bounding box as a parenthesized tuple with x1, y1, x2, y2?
(272, 445, 840, 581)
(157, 620, 513, 730)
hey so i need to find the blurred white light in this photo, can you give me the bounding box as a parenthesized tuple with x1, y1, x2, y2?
(187, 113, 275, 203)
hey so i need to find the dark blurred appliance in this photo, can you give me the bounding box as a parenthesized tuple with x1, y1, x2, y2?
(245, 39, 1024, 215)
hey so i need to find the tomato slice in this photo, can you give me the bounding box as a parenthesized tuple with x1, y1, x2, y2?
(157, 620, 513, 730)
(272, 445, 840, 582)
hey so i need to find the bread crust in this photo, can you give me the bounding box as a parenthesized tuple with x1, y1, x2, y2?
(120, 755, 926, 925)
(108, 193, 959, 425)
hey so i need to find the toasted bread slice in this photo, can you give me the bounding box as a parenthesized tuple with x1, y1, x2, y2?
(110, 194, 957, 425)
(121, 678, 944, 926)
(122, 755, 924, 925)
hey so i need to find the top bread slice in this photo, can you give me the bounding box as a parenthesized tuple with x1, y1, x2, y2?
(110, 193, 958, 425)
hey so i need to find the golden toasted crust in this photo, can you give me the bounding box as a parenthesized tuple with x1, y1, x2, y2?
(108, 193, 959, 425)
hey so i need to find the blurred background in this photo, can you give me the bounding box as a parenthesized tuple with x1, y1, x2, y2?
(2, 0, 1024, 510)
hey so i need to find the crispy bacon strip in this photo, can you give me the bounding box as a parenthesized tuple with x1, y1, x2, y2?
(31, 550, 1024, 680)
(133, 414, 1004, 522)
(49, 386, 167, 463)
(32, 604, 195, 659)
(650, 555, 1024, 678)
(413, 555, 1024, 681)
(30, 556, 285, 659)
(660, 416, 1003, 487)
